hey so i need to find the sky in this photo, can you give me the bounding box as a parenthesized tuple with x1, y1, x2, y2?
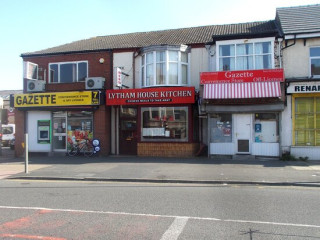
(0, 0, 319, 90)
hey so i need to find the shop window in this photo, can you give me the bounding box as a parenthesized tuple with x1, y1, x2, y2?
(294, 97, 320, 146)
(141, 45, 189, 87)
(67, 111, 93, 146)
(217, 39, 273, 71)
(49, 61, 88, 83)
(210, 114, 232, 143)
(141, 106, 188, 142)
(310, 47, 320, 77)
(254, 113, 278, 143)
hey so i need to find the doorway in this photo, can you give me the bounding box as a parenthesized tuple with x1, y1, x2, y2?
(119, 107, 137, 155)
(52, 113, 67, 152)
(234, 114, 252, 154)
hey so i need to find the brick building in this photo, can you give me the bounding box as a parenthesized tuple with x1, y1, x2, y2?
(15, 51, 112, 157)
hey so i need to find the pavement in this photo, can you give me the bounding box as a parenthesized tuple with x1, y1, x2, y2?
(1, 147, 320, 187)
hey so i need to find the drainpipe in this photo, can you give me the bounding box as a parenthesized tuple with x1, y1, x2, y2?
(281, 35, 296, 51)
(133, 49, 140, 89)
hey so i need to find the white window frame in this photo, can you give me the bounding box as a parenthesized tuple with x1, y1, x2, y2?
(141, 45, 190, 87)
(49, 61, 88, 83)
(216, 37, 275, 71)
(309, 46, 320, 77)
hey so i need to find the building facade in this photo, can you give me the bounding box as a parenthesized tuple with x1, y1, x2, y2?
(14, 52, 112, 157)
(107, 46, 203, 157)
(277, 4, 320, 160)
(199, 22, 285, 158)
(12, 4, 320, 160)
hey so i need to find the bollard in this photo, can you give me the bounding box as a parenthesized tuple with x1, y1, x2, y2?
(25, 133, 28, 174)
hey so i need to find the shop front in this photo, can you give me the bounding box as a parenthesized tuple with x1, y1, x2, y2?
(106, 87, 199, 157)
(287, 81, 320, 160)
(200, 69, 284, 158)
(12, 91, 101, 154)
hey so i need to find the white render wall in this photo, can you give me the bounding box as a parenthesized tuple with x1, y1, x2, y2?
(280, 95, 292, 154)
(113, 52, 134, 89)
(281, 38, 320, 160)
(189, 47, 208, 89)
(27, 111, 51, 152)
(282, 38, 320, 78)
(135, 55, 142, 88)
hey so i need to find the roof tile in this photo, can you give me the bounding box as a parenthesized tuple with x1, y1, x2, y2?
(22, 21, 277, 57)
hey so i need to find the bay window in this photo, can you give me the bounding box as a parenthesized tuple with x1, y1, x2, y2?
(49, 61, 88, 83)
(310, 47, 320, 77)
(141, 45, 189, 87)
(218, 39, 273, 71)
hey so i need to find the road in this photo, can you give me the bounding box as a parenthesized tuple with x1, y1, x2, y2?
(0, 180, 319, 239)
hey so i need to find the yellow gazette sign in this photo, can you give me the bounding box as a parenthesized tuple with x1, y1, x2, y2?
(14, 91, 100, 108)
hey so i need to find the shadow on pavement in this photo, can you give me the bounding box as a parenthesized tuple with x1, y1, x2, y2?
(6, 153, 316, 168)
(1, 149, 319, 167)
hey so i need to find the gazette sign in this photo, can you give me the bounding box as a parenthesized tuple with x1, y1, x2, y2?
(200, 69, 284, 84)
(12, 91, 100, 108)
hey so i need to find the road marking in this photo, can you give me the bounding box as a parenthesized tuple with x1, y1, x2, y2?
(0, 234, 66, 240)
(160, 217, 188, 240)
(0, 205, 319, 229)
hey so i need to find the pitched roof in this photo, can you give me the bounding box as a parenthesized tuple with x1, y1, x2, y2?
(21, 21, 277, 57)
(276, 4, 320, 35)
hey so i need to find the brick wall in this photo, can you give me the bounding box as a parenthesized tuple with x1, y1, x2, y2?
(137, 142, 200, 157)
(13, 51, 113, 157)
(23, 51, 113, 91)
(94, 105, 111, 156)
(14, 109, 25, 157)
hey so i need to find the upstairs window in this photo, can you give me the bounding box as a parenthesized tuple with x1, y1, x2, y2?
(217, 39, 273, 71)
(141, 45, 189, 87)
(49, 61, 88, 83)
(310, 47, 320, 77)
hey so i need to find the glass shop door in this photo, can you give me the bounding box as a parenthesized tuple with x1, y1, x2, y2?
(52, 115, 67, 152)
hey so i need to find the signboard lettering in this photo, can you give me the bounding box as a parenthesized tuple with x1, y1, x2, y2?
(287, 82, 320, 94)
(200, 69, 284, 84)
(106, 87, 195, 105)
(13, 91, 100, 108)
(116, 67, 122, 87)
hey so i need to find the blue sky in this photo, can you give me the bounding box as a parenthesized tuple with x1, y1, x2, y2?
(1, 0, 319, 90)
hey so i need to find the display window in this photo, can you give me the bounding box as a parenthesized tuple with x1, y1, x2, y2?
(254, 113, 278, 143)
(67, 111, 93, 147)
(141, 106, 188, 142)
(210, 114, 232, 143)
(294, 96, 320, 146)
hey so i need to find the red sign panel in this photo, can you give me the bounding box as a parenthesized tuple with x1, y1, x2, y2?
(200, 69, 284, 84)
(106, 87, 195, 105)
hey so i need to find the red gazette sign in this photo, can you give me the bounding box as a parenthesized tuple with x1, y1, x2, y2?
(200, 69, 284, 84)
(106, 87, 195, 105)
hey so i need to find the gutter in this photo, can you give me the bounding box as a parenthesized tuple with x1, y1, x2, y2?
(21, 48, 113, 58)
(281, 34, 296, 51)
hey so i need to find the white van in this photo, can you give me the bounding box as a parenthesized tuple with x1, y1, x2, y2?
(1, 124, 15, 147)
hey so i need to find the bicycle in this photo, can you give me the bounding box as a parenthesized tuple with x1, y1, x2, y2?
(68, 139, 94, 157)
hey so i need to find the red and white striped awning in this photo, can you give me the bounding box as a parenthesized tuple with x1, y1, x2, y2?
(203, 82, 281, 99)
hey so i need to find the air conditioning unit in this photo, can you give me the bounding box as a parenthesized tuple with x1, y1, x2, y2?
(85, 77, 105, 90)
(27, 80, 45, 92)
